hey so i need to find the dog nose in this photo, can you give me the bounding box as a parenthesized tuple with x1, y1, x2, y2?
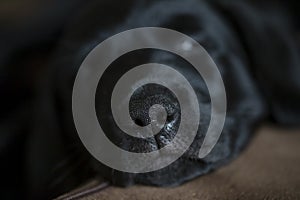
(128, 83, 181, 150)
(95, 81, 181, 153)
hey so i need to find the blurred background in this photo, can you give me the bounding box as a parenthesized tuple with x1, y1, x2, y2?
(0, 1, 90, 199)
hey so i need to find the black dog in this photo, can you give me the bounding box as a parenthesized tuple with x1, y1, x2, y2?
(1, 0, 299, 199)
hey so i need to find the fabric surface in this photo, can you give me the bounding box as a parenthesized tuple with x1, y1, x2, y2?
(57, 125, 300, 200)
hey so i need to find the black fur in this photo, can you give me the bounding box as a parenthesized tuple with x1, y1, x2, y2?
(0, 0, 299, 199)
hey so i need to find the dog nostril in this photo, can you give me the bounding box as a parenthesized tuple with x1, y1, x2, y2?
(167, 114, 175, 122)
(134, 118, 146, 126)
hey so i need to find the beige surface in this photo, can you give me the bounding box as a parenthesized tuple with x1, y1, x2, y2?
(59, 126, 300, 200)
